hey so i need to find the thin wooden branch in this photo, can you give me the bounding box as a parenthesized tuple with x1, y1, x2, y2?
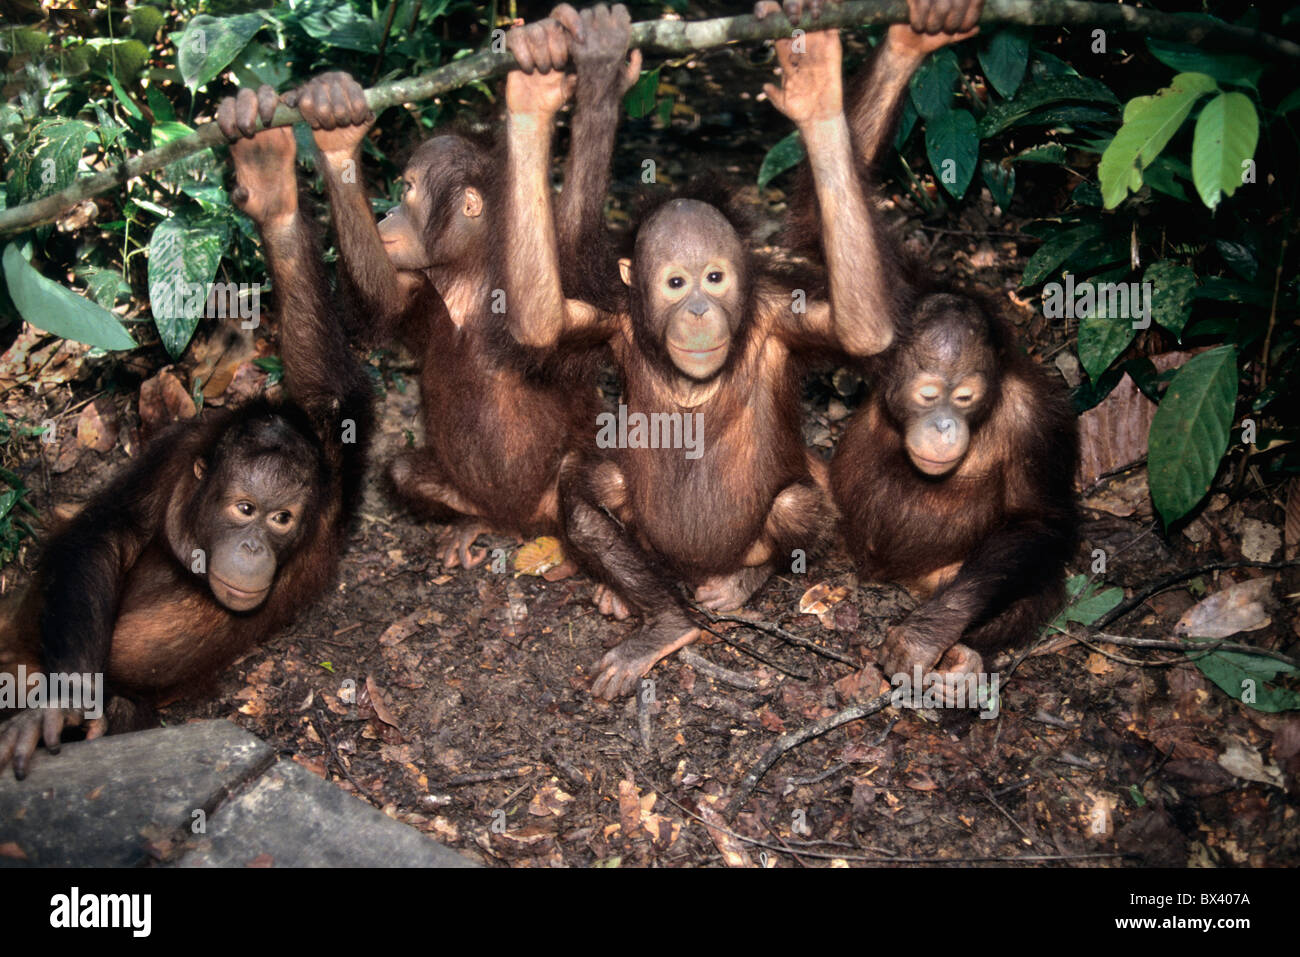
(724, 689, 892, 820)
(2, 0, 1297, 235)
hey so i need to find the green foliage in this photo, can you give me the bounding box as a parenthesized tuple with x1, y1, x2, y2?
(1148, 346, 1238, 526)
(1047, 574, 1124, 633)
(1098, 72, 1217, 208)
(757, 131, 804, 192)
(3, 244, 136, 350)
(623, 67, 661, 120)
(1187, 641, 1300, 713)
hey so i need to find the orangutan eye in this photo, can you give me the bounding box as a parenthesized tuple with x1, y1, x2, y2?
(667, 276, 685, 289)
(953, 391, 974, 405)
(236, 502, 255, 516)
(271, 511, 293, 527)
(918, 386, 941, 403)
(706, 271, 724, 284)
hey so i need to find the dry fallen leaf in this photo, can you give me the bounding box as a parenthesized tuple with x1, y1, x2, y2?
(528, 783, 574, 818)
(378, 608, 438, 646)
(514, 536, 565, 577)
(138, 367, 196, 435)
(364, 674, 401, 731)
(1174, 578, 1272, 639)
(798, 581, 850, 629)
(1217, 740, 1284, 788)
(697, 801, 752, 868)
(76, 397, 119, 452)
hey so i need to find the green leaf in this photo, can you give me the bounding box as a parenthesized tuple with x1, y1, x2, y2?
(1194, 276, 1273, 306)
(173, 13, 265, 91)
(979, 27, 1029, 99)
(77, 266, 132, 309)
(980, 159, 1014, 210)
(6, 119, 92, 205)
(1021, 221, 1103, 287)
(1188, 641, 1300, 713)
(978, 75, 1118, 137)
(1145, 38, 1264, 89)
(1143, 154, 1191, 201)
(2, 244, 136, 350)
(909, 49, 961, 120)
(623, 67, 660, 120)
(1012, 143, 1067, 165)
(1148, 345, 1238, 526)
(1097, 72, 1218, 208)
(925, 108, 978, 200)
(147, 213, 233, 358)
(1077, 309, 1135, 382)
(757, 130, 805, 191)
(1144, 261, 1197, 338)
(292, 0, 381, 52)
(1047, 574, 1123, 632)
(1191, 91, 1259, 210)
(107, 72, 143, 120)
(1277, 88, 1300, 114)
(1008, 104, 1116, 131)
(1215, 239, 1258, 281)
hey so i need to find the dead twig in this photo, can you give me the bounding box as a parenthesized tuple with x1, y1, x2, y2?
(725, 690, 892, 820)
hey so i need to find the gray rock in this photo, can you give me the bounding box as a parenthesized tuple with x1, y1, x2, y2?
(0, 720, 272, 867)
(177, 760, 476, 868)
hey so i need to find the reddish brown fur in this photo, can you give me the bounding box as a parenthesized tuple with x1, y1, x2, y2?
(832, 294, 1078, 672)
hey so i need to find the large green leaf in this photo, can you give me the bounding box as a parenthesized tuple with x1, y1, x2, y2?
(757, 130, 805, 191)
(1191, 91, 1260, 210)
(978, 27, 1029, 99)
(909, 49, 961, 120)
(5, 119, 92, 205)
(980, 159, 1014, 210)
(293, 0, 382, 53)
(1077, 308, 1135, 382)
(1188, 641, 1300, 713)
(147, 213, 233, 358)
(623, 67, 661, 120)
(1146, 38, 1264, 89)
(2, 244, 136, 350)
(978, 75, 1117, 137)
(925, 108, 978, 200)
(1021, 221, 1104, 287)
(173, 13, 265, 91)
(1097, 72, 1218, 209)
(1148, 345, 1238, 526)
(1144, 260, 1197, 338)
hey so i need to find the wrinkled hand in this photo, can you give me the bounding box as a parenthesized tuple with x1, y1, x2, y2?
(552, 3, 643, 96)
(0, 706, 107, 779)
(753, 1, 834, 23)
(217, 85, 298, 226)
(506, 17, 577, 116)
(756, 1, 981, 59)
(889, 0, 982, 59)
(294, 72, 375, 163)
(762, 26, 843, 127)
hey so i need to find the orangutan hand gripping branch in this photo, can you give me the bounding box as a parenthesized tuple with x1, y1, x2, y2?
(501, 24, 904, 697)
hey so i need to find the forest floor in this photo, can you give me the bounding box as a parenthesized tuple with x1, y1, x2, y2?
(2, 39, 1298, 868)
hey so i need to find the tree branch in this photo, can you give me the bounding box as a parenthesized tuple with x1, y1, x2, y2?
(1, 0, 1296, 235)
